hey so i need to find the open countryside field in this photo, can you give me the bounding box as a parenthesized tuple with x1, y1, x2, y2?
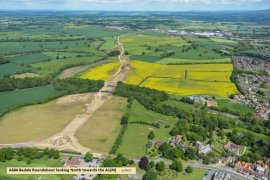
(80, 61, 120, 81)
(125, 61, 237, 97)
(0, 86, 60, 117)
(117, 124, 155, 158)
(75, 96, 128, 153)
(0, 93, 93, 144)
(118, 100, 177, 158)
(121, 34, 237, 64)
(217, 99, 253, 115)
(9, 53, 50, 64)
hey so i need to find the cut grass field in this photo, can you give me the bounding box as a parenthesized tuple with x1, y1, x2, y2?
(0, 158, 72, 180)
(0, 93, 93, 144)
(80, 61, 120, 81)
(117, 124, 153, 158)
(126, 61, 237, 97)
(217, 99, 252, 115)
(118, 100, 177, 158)
(75, 96, 128, 153)
(0, 86, 60, 117)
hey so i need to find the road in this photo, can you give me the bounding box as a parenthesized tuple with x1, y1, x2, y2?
(0, 34, 131, 157)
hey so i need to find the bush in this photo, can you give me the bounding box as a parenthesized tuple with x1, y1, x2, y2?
(185, 166, 193, 173)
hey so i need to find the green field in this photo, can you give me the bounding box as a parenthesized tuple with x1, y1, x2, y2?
(9, 53, 50, 64)
(217, 99, 252, 115)
(118, 100, 177, 158)
(76, 96, 128, 153)
(236, 128, 270, 142)
(0, 158, 72, 180)
(117, 123, 154, 158)
(170, 168, 206, 180)
(122, 34, 235, 64)
(0, 63, 31, 77)
(0, 86, 60, 117)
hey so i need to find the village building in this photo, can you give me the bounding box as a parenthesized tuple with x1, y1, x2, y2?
(167, 134, 182, 147)
(205, 99, 217, 107)
(195, 141, 212, 155)
(64, 157, 82, 168)
(224, 141, 242, 156)
(235, 161, 269, 180)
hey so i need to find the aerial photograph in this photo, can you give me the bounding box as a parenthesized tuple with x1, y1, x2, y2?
(0, 0, 269, 179)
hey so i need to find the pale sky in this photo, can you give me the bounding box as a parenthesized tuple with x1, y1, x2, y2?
(0, 0, 269, 11)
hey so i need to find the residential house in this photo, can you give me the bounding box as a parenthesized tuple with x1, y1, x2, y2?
(167, 135, 182, 147)
(224, 141, 242, 156)
(64, 157, 82, 168)
(195, 141, 212, 155)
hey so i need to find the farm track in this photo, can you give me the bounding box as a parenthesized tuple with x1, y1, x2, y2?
(0, 34, 132, 156)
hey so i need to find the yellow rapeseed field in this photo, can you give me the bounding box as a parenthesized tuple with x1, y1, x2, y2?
(126, 61, 237, 97)
(80, 61, 120, 81)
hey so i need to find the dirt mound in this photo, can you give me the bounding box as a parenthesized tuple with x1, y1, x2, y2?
(56, 93, 93, 105)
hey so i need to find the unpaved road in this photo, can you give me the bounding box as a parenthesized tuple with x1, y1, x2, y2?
(0, 34, 132, 156)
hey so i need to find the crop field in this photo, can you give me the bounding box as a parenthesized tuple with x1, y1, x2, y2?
(0, 93, 93, 144)
(33, 56, 102, 77)
(0, 63, 32, 77)
(121, 34, 236, 64)
(75, 96, 128, 153)
(64, 25, 124, 38)
(0, 86, 60, 117)
(126, 61, 237, 97)
(80, 61, 120, 81)
(11, 72, 40, 78)
(157, 57, 232, 64)
(99, 37, 118, 50)
(9, 53, 50, 64)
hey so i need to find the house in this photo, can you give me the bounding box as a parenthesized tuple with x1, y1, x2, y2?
(235, 161, 254, 175)
(154, 140, 163, 148)
(257, 166, 267, 175)
(190, 96, 206, 104)
(264, 157, 270, 165)
(205, 99, 217, 107)
(235, 161, 270, 179)
(167, 135, 182, 147)
(224, 141, 242, 156)
(64, 157, 82, 168)
(222, 156, 233, 165)
(195, 141, 212, 155)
